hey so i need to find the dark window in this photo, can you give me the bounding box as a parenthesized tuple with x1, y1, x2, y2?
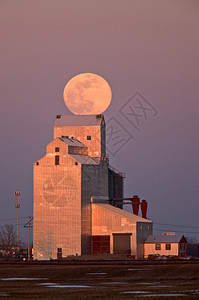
(56, 115, 61, 119)
(55, 155, 59, 165)
(165, 243, 171, 250)
(75, 162, 78, 165)
(55, 147, 59, 152)
(155, 243, 161, 250)
(61, 135, 68, 138)
(57, 248, 62, 259)
(87, 135, 91, 140)
(36, 162, 39, 165)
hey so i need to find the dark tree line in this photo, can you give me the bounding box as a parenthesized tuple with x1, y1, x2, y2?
(186, 237, 199, 257)
(0, 225, 17, 256)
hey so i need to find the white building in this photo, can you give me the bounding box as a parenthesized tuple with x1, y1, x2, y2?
(144, 234, 187, 257)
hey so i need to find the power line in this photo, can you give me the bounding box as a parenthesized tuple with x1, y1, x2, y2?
(154, 228, 199, 234)
(154, 222, 199, 229)
(0, 217, 30, 222)
(0, 222, 32, 228)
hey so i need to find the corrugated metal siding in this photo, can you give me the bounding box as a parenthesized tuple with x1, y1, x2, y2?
(33, 138, 82, 260)
(108, 168, 124, 208)
(81, 164, 109, 255)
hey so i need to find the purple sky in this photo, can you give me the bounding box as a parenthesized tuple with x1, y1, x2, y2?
(0, 0, 199, 244)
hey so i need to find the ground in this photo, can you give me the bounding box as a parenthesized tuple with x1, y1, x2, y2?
(0, 260, 198, 299)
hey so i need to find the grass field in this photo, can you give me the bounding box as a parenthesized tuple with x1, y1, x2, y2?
(0, 261, 198, 299)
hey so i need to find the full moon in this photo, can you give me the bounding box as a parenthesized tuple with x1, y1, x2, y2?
(63, 73, 112, 115)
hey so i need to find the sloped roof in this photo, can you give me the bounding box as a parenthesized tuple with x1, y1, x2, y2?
(59, 137, 87, 148)
(91, 157, 101, 164)
(70, 154, 98, 165)
(145, 234, 185, 244)
(94, 203, 152, 223)
(54, 114, 104, 126)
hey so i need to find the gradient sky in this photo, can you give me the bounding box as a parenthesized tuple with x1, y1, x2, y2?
(0, 0, 199, 244)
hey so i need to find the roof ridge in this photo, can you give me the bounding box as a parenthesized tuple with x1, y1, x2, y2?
(94, 203, 152, 223)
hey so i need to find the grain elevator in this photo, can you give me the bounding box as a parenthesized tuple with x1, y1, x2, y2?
(33, 114, 152, 260)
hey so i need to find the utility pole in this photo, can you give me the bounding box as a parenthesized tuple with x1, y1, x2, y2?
(14, 191, 20, 248)
(28, 216, 31, 260)
(24, 217, 33, 260)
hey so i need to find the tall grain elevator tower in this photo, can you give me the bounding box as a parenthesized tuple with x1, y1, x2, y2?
(34, 114, 110, 259)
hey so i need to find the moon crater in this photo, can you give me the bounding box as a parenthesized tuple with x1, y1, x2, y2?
(63, 73, 112, 115)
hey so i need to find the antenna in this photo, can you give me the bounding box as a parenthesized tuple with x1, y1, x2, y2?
(14, 191, 20, 248)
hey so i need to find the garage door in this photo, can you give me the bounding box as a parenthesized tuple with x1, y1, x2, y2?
(92, 235, 110, 254)
(113, 233, 131, 254)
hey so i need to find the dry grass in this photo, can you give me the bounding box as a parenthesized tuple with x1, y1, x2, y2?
(0, 262, 198, 299)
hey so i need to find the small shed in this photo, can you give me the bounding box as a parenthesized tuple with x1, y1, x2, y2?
(144, 234, 187, 257)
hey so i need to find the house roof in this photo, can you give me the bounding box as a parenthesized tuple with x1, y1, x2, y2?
(59, 137, 87, 148)
(54, 114, 104, 126)
(70, 154, 98, 165)
(145, 234, 186, 244)
(93, 203, 152, 223)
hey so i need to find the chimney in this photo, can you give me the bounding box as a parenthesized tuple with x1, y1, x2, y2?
(141, 200, 148, 219)
(132, 195, 140, 215)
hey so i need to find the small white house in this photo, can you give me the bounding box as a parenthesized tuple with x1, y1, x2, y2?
(144, 233, 187, 257)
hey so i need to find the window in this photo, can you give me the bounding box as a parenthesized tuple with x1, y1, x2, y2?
(55, 147, 59, 152)
(75, 162, 78, 165)
(165, 243, 171, 250)
(87, 135, 91, 140)
(55, 155, 59, 165)
(57, 248, 62, 253)
(147, 225, 150, 230)
(140, 225, 143, 229)
(36, 162, 39, 165)
(155, 243, 161, 250)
